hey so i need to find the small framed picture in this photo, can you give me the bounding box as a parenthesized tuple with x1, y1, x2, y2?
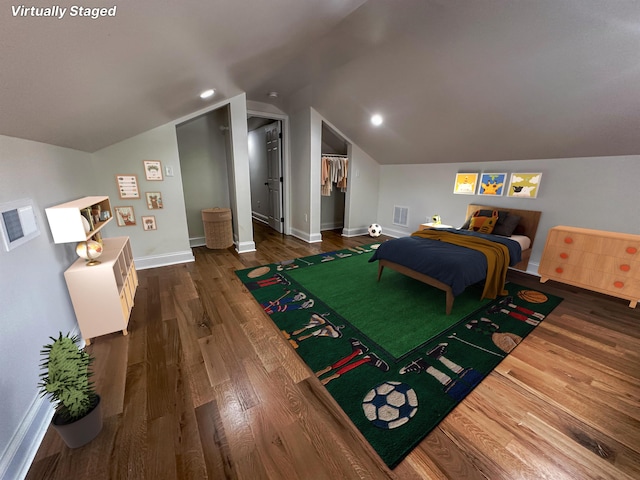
(141, 215, 157, 231)
(507, 173, 542, 198)
(453, 173, 479, 195)
(478, 173, 507, 196)
(145, 192, 163, 209)
(143, 160, 163, 181)
(116, 174, 140, 199)
(114, 206, 136, 226)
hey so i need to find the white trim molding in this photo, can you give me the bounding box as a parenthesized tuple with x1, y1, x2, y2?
(134, 250, 195, 270)
(236, 241, 257, 254)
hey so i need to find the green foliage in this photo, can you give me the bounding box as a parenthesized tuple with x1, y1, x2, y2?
(38, 332, 97, 422)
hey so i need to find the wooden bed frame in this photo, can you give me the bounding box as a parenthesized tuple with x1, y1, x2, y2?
(376, 204, 541, 314)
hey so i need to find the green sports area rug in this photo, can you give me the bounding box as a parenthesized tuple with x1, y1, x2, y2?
(235, 244, 563, 468)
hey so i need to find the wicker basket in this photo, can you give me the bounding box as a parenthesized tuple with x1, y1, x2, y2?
(202, 208, 233, 249)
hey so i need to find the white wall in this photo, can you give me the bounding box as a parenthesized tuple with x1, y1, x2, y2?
(176, 108, 232, 245)
(376, 156, 640, 273)
(0, 135, 95, 479)
(227, 94, 255, 253)
(93, 123, 194, 269)
(288, 105, 382, 240)
(289, 107, 314, 241)
(343, 143, 381, 236)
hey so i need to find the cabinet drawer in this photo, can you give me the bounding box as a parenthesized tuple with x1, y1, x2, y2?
(130, 266, 138, 289)
(539, 262, 583, 280)
(605, 240, 640, 259)
(540, 246, 592, 267)
(591, 257, 640, 279)
(541, 263, 640, 295)
(546, 229, 592, 250)
(120, 291, 129, 319)
(587, 272, 640, 297)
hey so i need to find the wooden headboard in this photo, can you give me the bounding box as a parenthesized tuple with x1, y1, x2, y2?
(465, 204, 542, 271)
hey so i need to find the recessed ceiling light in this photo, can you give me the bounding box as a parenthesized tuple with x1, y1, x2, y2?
(268, 91, 279, 98)
(200, 89, 215, 99)
(371, 114, 383, 126)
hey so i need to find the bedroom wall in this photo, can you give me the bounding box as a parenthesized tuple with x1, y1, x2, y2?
(376, 155, 640, 273)
(93, 123, 194, 269)
(176, 107, 232, 246)
(0, 135, 96, 479)
(343, 143, 381, 236)
(92, 93, 254, 263)
(289, 106, 315, 241)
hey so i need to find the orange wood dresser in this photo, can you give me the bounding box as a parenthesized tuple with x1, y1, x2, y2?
(539, 226, 640, 308)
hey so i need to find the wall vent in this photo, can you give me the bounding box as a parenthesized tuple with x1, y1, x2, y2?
(392, 206, 409, 227)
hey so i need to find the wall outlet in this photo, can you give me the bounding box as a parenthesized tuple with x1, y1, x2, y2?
(304, 213, 308, 222)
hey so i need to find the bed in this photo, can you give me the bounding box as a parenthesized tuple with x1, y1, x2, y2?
(369, 204, 541, 314)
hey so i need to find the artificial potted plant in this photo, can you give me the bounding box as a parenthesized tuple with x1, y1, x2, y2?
(38, 332, 102, 448)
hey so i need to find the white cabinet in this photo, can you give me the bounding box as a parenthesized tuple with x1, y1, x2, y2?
(45, 196, 112, 243)
(64, 237, 138, 344)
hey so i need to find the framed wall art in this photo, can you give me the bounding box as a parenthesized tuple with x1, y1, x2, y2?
(116, 174, 140, 199)
(478, 173, 507, 196)
(507, 172, 542, 199)
(453, 173, 478, 195)
(145, 192, 163, 209)
(141, 215, 157, 231)
(114, 206, 136, 226)
(143, 160, 163, 181)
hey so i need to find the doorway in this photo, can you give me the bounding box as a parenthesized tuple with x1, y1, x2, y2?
(248, 116, 284, 234)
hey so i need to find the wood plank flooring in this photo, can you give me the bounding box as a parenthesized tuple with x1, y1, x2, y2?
(27, 222, 640, 479)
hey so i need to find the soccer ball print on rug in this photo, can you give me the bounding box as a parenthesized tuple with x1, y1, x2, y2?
(236, 247, 563, 468)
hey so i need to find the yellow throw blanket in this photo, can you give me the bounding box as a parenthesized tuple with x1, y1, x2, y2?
(411, 229, 510, 299)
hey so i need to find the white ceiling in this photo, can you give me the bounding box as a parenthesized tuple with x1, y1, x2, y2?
(2, 0, 640, 165)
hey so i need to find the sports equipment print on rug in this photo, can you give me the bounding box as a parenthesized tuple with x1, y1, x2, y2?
(236, 245, 563, 468)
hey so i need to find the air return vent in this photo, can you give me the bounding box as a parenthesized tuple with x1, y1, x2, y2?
(392, 206, 409, 227)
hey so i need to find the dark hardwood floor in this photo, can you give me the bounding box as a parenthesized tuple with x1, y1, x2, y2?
(27, 222, 640, 479)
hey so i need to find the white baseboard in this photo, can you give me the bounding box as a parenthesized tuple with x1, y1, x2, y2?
(134, 250, 195, 270)
(290, 227, 322, 243)
(236, 240, 256, 254)
(341, 226, 369, 237)
(189, 236, 206, 248)
(0, 394, 53, 480)
(252, 212, 268, 224)
(0, 327, 82, 480)
(375, 226, 405, 238)
(524, 261, 540, 277)
(321, 221, 343, 231)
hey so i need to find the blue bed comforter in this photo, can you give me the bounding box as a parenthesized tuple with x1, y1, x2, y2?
(368, 228, 522, 297)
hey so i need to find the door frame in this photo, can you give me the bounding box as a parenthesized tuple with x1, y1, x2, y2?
(247, 109, 291, 236)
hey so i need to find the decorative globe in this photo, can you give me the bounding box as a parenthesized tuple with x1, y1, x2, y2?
(368, 223, 382, 237)
(76, 240, 103, 266)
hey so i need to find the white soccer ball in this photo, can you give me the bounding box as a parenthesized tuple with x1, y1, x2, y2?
(368, 223, 382, 237)
(362, 381, 418, 429)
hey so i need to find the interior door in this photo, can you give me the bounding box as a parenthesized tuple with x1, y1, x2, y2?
(265, 122, 283, 233)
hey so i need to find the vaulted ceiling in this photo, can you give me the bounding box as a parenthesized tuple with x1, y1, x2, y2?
(2, 0, 639, 165)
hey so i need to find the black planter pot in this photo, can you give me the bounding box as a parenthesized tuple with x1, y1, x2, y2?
(51, 395, 103, 448)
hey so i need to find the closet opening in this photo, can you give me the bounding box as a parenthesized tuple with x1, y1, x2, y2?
(176, 105, 233, 248)
(321, 122, 349, 236)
